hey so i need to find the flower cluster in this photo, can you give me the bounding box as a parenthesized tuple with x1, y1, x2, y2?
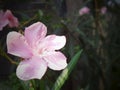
(7, 22, 67, 80)
(0, 10, 19, 31)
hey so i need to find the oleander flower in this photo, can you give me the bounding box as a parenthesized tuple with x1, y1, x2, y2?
(100, 6, 107, 14)
(7, 22, 67, 80)
(0, 10, 9, 30)
(0, 10, 19, 31)
(79, 7, 90, 16)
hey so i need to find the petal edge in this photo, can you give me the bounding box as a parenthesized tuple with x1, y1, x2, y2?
(7, 31, 32, 58)
(44, 51, 67, 70)
(16, 56, 47, 80)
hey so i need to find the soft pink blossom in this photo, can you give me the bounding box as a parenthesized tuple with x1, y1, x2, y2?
(100, 7, 107, 14)
(7, 22, 67, 80)
(79, 7, 90, 16)
(0, 10, 19, 31)
(4, 10, 19, 27)
(0, 10, 9, 30)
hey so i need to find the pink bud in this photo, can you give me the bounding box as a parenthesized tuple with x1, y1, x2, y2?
(79, 7, 90, 16)
(101, 7, 107, 14)
(0, 10, 19, 31)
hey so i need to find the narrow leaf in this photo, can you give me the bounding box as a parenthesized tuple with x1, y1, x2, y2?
(52, 50, 83, 90)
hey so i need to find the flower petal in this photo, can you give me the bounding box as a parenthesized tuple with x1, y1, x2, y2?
(4, 10, 19, 27)
(44, 51, 67, 70)
(0, 10, 4, 17)
(0, 19, 9, 31)
(0, 10, 9, 31)
(79, 7, 90, 16)
(25, 22, 47, 46)
(39, 35, 66, 51)
(16, 56, 47, 80)
(101, 7, 107, 14)
(7, 31, 32, 58)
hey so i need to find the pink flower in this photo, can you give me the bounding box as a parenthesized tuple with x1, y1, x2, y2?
(4, 10, 19, 27)
(0, 10, 19, 31)
(100, 7, 107, 14)
(79, 7, 90, 16)
(0, 10, 9, 30)
(7, 22, 67, 80)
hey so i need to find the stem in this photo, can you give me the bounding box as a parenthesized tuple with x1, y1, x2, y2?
(94, 0, 108, 90)
(0, 47, 18, 65)
(31, 80, 36, 90)
(3, 52, 18, 65)
(18, 14, 38, 30)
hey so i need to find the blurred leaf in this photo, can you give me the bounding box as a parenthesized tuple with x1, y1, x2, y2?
(39, 79, 46, 90)
(29, 87, 35, 90)
(52, 49, 83, 90)
(38, 9, 44, 20)
(19, 80, 30, 90)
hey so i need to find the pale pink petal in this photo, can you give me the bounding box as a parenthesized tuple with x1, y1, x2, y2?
(38, 35, 66, 51)
(25, 22, 47, 46)
(16, 56, 47, 80)
(4, 10, 19, 27)
(0, 10, 9, 31)
(7, 31, 32, 58)
(44, 51, 67, 70)
(79, 7, 90, 16)
(0, 10, 4, 18)
(101, 7, 107, 14)
(0, 19, 9, 31)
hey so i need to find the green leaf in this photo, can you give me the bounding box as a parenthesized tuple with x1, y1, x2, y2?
(52, 49, 83, 90)
(38, 9, 43, 19)
(39, 79, 45, 90)
(29, 87, 35, 90)
(19, 80, 30, 90)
